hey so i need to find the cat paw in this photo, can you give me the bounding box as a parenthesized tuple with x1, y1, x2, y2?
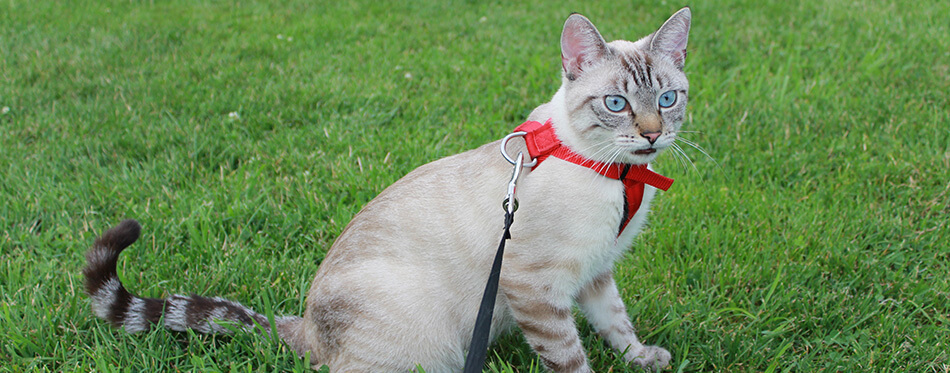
(629, 345, 671, 372)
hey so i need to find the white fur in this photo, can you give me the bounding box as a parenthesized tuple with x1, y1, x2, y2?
(89, 278, 120, 320)
(123, 297, 149, 333)
(164, 295, 191, 332)
(83, 9, 692, 373)
(208, 302, 232, 333)
(302, 140, 663, 371)
(296, 9, 691, 372)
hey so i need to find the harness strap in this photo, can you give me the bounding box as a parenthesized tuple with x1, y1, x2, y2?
(514, 119, 673, 233)
(462, 120, 674, 372)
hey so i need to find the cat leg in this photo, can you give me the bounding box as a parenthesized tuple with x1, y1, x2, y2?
(576, 271, 670, 371)
(501, 276, 591, 373)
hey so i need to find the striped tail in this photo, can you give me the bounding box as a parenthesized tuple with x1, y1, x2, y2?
(83, 220, 310, 354)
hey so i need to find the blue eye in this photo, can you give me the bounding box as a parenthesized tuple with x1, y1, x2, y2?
(604, 95, 627, 112)
(658, 90, 677, 108)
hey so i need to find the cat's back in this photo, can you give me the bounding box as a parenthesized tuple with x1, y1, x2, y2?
(303, 141, 515, 369)
(311, 140, 514, 288)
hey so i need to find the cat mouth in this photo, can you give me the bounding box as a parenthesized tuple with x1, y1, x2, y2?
(633, 149, 656, 155)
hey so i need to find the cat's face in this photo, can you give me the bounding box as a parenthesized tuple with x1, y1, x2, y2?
(558, 9, 691, 166)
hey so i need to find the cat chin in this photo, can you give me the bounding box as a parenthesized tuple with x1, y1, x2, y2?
(622, 151, 662, 165)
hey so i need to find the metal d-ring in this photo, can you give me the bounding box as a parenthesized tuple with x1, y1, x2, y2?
(500, 131, 537, 168)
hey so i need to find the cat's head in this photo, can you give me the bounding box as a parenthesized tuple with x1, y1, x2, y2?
(553, 8, 691, 166)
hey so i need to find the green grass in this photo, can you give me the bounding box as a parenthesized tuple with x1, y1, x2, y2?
(2, 0, 948, 371)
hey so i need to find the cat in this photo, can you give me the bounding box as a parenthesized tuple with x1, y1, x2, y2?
(84, 8, 691, 372)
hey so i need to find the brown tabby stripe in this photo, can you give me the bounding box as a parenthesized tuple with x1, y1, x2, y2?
(643, 54, 654, 84)
(611, 302, 628, 314)
(540, 350, 586, 373)
(534, 333, 580, 356)
(572, 96, 598, 117)
(84, 220, 140, 297)
(637, 54, 653, 86)
(311, 294, 359, 356)
(82, 251, 117, 296)
(604, 321, 636, 339)
(625, 52, 648, 88)
(585, 271, 614, 294)
(185, 295, 259, 327)
(107, 286, 135, 325)
(83, 220, 143, 326)
(632, 55, 645, 87)
(84, 220, 277, 336)
(620, 55, 640, 87)
(517, 318, 571, 341)
(500, 278, 543, 299)
(517, 300, 572, 321)
(142, 297, 167, 325)
(502, 280, 574, 321)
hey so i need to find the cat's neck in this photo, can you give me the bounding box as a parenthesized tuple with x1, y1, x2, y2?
(526, 87, 592, 163)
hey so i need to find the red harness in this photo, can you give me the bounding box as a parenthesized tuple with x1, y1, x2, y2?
(514, 119, 674, 234)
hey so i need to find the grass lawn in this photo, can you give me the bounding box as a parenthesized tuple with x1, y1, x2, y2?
(2, 0, 948, 371)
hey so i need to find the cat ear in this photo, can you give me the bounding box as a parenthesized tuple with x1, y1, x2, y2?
(561, 14, 610, 81)
(650, 7, 691, 70)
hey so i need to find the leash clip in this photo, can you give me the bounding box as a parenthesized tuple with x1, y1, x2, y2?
(500, 131, 537, 168)
(503, 151, 524, 214)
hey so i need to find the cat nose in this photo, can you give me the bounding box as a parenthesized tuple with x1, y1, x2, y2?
(641, 131, 661, 144)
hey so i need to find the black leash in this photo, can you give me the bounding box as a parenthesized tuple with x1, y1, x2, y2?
(463, 148, 526, 373)
(462, 210, 514, 372)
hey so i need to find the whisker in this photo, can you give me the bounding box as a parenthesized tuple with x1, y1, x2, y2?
(597, 148, 622, 175)
(591, 145, 620, 164)
(583, 147, 624, 189)
(676, 137, 721, 170)
(607, 148, 624, 170)
(574, 138, 616, 158)
(665, 143, 689, 173)
(675, 137, 706, 152)
(670, 143, 697, 173)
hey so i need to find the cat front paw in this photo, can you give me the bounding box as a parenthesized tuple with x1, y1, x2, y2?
(629, 345, 671, 372)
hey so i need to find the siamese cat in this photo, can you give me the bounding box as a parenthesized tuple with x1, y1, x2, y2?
(85, 8, 691, 372)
